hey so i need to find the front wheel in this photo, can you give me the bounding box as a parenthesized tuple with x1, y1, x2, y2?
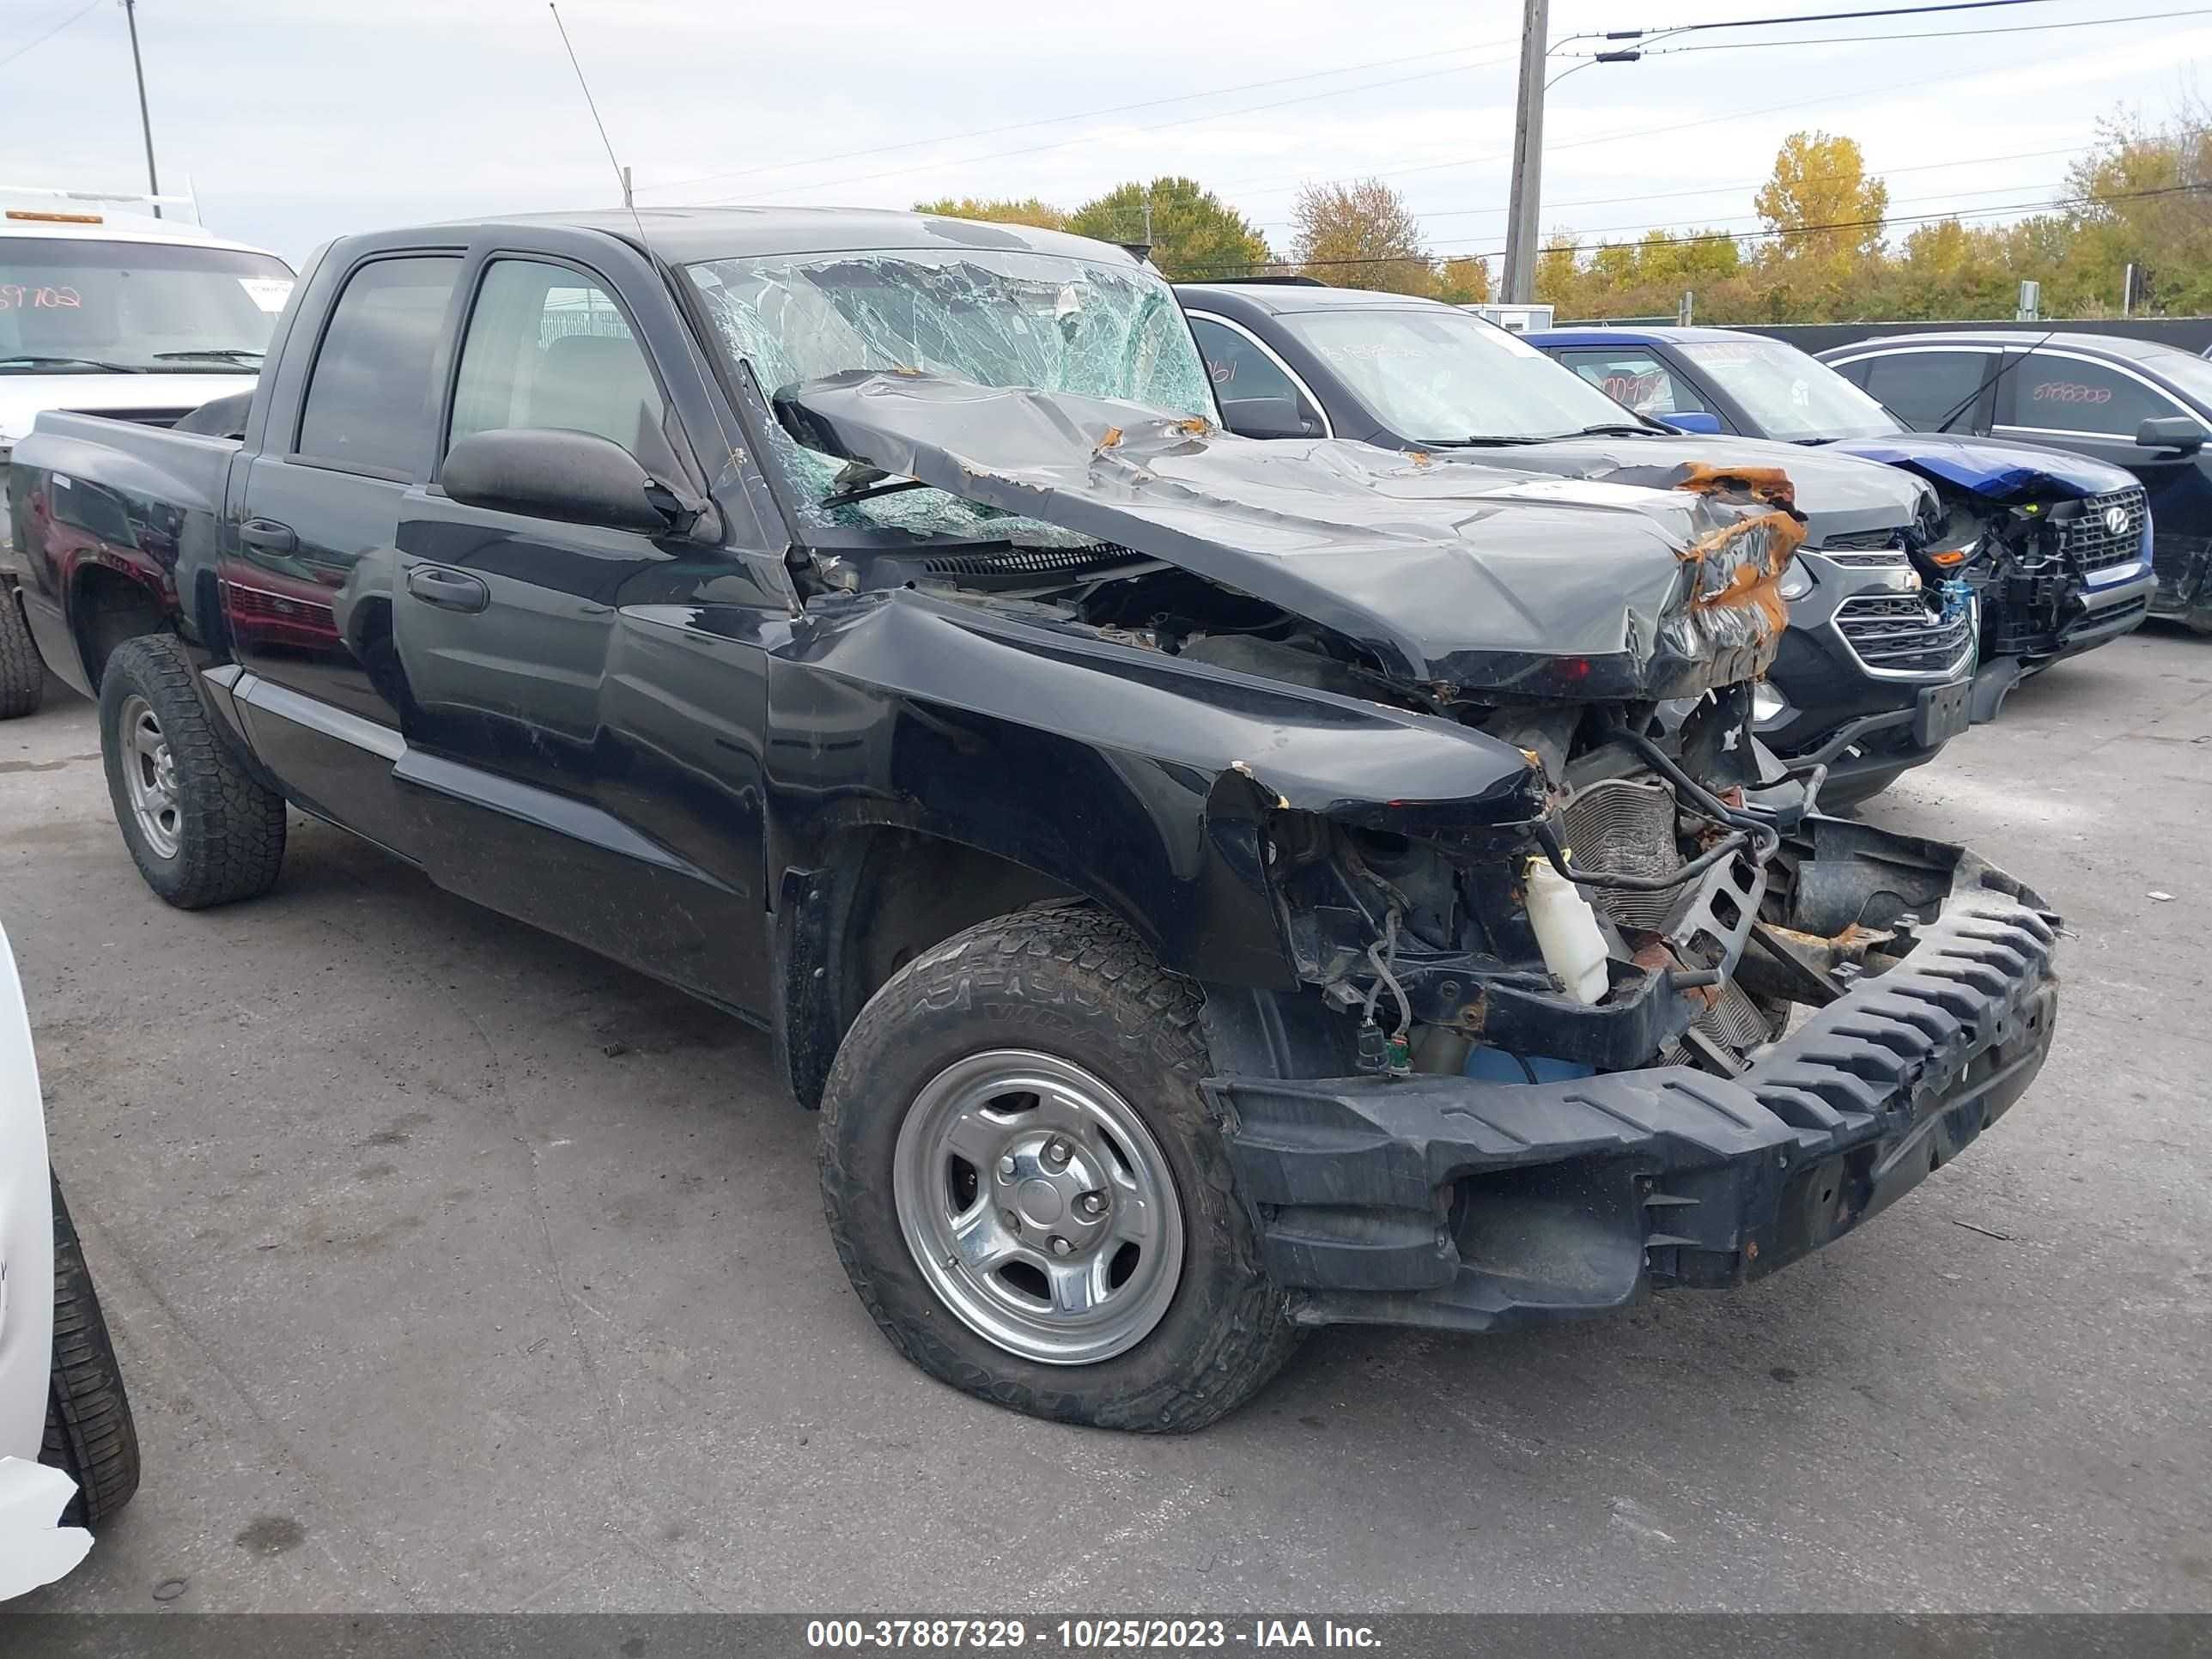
(818, 906, 1297, 1431)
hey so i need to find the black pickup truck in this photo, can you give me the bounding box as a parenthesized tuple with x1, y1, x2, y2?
(5, 210, 2062, 1431)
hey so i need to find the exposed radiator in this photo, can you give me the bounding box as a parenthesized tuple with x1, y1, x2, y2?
(1555, 777, 1681, 934)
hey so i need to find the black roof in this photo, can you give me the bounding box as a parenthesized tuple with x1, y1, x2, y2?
(1832, 328, 2182, 363)
(452, 206, 1140, 267)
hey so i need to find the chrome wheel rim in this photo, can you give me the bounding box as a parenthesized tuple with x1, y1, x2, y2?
(892, 1048, 1185, 1366)
(119, 695, 182, 860)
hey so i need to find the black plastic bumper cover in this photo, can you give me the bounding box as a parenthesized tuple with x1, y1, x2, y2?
(1209, 886, 2058, 1333)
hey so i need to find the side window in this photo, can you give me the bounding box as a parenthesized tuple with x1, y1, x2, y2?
(1189, 316, 1303, 410)
(295, 256, 461, 476)
(2009, 353, 2181, 438)
(1554, 349, 1710, 416)
(1857, 350, 1993, 430)
(447, 259, 678, 477)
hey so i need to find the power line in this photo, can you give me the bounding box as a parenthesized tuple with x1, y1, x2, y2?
(1564, 3, 2212, 55)
(1179, 181, 2212, 274)
(1562, 0, 2062, 46)
(1206, 55, 1973, 201)
(0, 0, 106, 74)
(704, 50, 1520, 205)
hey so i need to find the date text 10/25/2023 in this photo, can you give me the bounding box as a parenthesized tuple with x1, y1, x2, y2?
(805, 1620, 1382, 1650)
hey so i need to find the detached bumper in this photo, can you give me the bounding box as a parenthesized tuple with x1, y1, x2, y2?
(1210, 866, 2058, 1334)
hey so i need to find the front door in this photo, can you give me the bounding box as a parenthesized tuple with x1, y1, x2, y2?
(391, 255, 756, 999)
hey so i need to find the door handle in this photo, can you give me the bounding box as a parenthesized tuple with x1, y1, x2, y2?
(405, 566, 490, 614)
(239, 517, 296, 555)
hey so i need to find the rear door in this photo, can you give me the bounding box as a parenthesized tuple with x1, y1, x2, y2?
(226, 248, 463, 854)
(391, 247, 763, 1001)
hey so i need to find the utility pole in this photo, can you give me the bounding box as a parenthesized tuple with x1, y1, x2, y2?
(123, 0, 162, 218)
(1501, 0, 1549, 303)
(622, 165, 634, 209)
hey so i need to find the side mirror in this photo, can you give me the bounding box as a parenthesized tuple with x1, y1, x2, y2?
(1220, 396, 1320, 441)
(1660, 410, 1724, 434)
(441, 428, 700, 534)
(2137, 415, 2207, 453)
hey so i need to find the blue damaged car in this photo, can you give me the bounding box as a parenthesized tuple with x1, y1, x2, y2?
(1530, 325, 2159, 719)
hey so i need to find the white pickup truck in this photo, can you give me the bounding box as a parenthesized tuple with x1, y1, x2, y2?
(1, 189, 293, 716)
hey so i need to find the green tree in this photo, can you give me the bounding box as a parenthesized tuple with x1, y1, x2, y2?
(911, 196, 1070, 232)
(1291, 178, 1434, 295)
(1066, 177, 1272, 281)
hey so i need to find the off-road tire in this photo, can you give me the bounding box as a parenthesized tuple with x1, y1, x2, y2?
(819, 904, 1299, 1431)
(0, 583, 41, 720)
(99, 634, 285, 908)
(40, 1175, 140, 1527)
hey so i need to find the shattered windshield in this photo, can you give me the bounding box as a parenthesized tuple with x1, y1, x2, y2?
(687, 247, 1213, 544)
(1278, 306, 1638, 444)
(1679, 337, 1903, 441)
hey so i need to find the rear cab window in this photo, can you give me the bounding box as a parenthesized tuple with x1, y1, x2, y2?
(295, 256, 462, 477)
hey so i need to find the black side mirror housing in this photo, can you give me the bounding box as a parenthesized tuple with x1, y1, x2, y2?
(441, 428, 702, 534)
(1220, 396, 1320, 441)
(2137, 415, 2207, 453)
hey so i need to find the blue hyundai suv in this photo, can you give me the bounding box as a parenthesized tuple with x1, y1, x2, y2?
(1528, 325, 2160, 715)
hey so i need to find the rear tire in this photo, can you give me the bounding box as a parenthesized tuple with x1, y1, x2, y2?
(0, 583, 42, 720)
(819, 905, 1298, 1431)
(40, 1175, 140, 1527)
(98, 634, 285, 908)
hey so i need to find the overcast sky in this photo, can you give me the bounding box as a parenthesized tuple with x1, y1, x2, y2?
(5, 0, 2201, 270)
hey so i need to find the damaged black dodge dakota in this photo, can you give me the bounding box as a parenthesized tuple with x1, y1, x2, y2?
(4, 210, 2063, 1431)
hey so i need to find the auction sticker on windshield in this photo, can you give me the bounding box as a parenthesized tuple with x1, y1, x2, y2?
(237, 276, 295, 313)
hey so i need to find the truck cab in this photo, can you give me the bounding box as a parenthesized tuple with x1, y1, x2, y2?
(0, 188, 294, 716)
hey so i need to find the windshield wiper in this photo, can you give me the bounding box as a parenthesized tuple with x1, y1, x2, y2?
(0, 354, 143, 374)
(152, 349, 266, 366)
(1546, 422, 1663, 439)
(1425, 434, 1549, 447)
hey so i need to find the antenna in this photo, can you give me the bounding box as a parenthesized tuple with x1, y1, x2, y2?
(548, 3, 649, 242)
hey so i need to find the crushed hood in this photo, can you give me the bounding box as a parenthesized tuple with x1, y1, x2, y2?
(1821, 431, 2136, 503)
(777, 371, 1806, 702)
(1455, 431, 1925, 547)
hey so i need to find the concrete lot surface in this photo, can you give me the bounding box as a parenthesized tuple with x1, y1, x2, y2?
(4, 631, 2209, 1613)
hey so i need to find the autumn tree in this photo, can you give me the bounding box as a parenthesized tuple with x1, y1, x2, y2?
(912, 196, 1070, 232)
(1066, 177, 1272, 281)
(1753, 131, 1889, 278)
(1437, 255, 1492, 305)
(1291, 178, 1434, 295)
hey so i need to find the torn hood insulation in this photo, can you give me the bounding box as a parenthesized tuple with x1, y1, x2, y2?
(1821, 432, 2136, 504)
(776, 372, 1806, 702)
(1458, 431, 1925, 546)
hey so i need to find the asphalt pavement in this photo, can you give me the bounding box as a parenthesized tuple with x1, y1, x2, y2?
(4, 629, 2209, 1613)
